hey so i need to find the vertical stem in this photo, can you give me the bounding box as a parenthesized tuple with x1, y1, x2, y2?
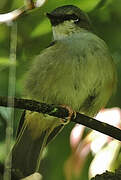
(3, 22, 17, 180)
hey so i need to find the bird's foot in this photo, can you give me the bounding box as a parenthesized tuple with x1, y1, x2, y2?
(60, 105, 76, 125)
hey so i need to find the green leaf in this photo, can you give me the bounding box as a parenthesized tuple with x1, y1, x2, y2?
(31, 18, 51, 38)
(0, 107, 9, 120)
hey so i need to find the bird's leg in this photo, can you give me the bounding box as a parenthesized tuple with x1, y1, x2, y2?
(60, 105, 76, 125)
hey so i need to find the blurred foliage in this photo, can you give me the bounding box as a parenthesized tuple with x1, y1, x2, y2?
(91, 167, 121, 180)
(0, 0, 121, 179)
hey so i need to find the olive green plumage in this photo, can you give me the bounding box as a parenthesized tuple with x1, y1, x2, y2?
(25, 30, 116, 116)
(11, 5, 116, 178)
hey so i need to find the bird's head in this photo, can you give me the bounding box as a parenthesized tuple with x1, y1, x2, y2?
(46, 5, 91, 40)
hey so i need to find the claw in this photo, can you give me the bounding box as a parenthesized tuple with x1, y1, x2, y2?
(60, 105, 76, 125)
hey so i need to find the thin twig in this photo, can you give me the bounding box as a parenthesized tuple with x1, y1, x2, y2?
(0, 0, 47, 24)
(0, 96, 121, 141)
(0, 8, 25, 24)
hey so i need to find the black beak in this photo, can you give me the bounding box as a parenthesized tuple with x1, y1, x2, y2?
(46, 13, 55, 20)
(46, 13, 59, 26)
(46, 12, 64, 26)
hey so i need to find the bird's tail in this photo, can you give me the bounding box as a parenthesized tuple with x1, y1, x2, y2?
(11, 111, 63, 179)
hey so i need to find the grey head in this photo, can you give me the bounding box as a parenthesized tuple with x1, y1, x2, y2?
(46, 5, 91, 31)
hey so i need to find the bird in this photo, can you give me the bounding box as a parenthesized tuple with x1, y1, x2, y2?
(11, 4, 116, 179)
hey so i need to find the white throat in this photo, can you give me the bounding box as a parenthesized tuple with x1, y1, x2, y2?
(52, 20, 81, 40)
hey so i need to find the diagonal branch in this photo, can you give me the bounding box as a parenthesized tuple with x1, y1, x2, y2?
(0, 96, 121, 141)
(0, 0, 47, 24)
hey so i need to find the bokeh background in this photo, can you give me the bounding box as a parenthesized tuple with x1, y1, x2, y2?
(0, 0, 121, 179)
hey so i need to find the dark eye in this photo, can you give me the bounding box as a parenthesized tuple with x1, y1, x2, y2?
(63, 14, 80, 22)
(71, 14, 80, 22)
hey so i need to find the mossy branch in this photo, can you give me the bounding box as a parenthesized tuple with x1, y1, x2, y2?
(0, 96, 121, 141)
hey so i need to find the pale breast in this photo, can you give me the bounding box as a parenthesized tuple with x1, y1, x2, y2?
(24, 31, 116, 117)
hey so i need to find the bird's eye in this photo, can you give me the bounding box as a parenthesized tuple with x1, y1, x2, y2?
(74, 18, 79, 22)
(71, 14, 80, 23)
(60, 14, 80, 23)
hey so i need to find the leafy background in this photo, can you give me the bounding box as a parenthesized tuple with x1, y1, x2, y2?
(0, 0, 121, 179)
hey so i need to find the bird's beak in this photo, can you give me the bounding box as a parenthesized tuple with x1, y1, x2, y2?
(46, 13, 55, 20)
(46, 13, 59, 26)
(46, 13, 62, 26)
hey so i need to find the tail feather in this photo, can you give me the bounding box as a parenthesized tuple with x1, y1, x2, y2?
(11, 111, 63, 178)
